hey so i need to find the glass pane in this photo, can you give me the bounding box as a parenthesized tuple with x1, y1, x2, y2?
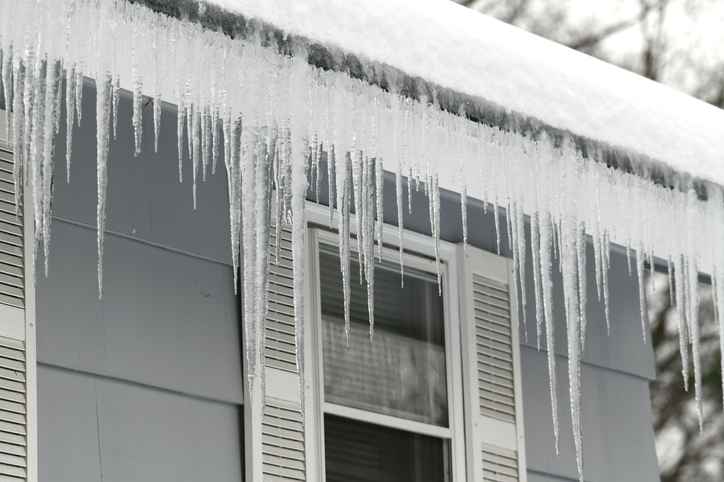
(324, 414, 449, 482)
(319, 246, 448, 427)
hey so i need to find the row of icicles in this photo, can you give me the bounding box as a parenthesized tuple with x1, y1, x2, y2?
(1, 0, 723, 480)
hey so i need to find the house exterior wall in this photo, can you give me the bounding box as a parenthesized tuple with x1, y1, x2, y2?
(35, 91, 659, 481)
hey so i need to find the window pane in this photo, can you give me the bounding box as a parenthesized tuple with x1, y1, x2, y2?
(319, 246, 448, 426)
(324, 414, 449, 482)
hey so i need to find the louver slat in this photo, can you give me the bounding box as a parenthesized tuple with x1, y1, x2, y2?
(483, 444, 519, 482)
(265, 226, 298, 373)
(0, 150, 22, 310)
(262, 401, 305, 481)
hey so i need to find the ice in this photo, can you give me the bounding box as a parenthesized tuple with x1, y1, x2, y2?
(530, 212, 543, 350)
(539, 210, 560, 453)
(635, 245, 648, 344)
(2, 45, 12, 142)
(65, 65, 75, 183)
(96, 74, 111, 297)
(395, 162, 404, 284)
(4, 2, 724, 479)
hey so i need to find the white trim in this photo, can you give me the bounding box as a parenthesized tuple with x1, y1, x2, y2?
(324, 402, 451, 440)
(305, 209, 467, 482)
(506, 253, 528, 482)
(304, 226, 325, 481)
(23, 116, 38, 482)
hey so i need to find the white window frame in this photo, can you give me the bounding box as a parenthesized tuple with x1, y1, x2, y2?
(303, 203, 466, 482)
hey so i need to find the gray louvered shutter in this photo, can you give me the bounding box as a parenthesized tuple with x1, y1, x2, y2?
(261, 224, 306, 481)
(459, 245, 527, 482)
(0, 149, 23, 309)
(0, 123, 29, 482)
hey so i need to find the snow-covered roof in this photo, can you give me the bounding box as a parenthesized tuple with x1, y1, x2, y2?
(2, 3, 723, 480)
(209, 0, 724, 187)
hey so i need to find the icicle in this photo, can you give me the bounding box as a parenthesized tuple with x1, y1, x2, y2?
(432, 174, 441, 290)
(200, 107, 208, 182)
(375, 157, 384, 261)
(211, 108, 219, 175)
(395, 162, 405, 285)
(153, 95, 161, 153)
(493, 202, 502, 255)
(74, 67, 82, 126)
(530, 212, 543, 350)
(254, 135, 271, 385)
(225, 116, 241, 291)
(1, 45, 12, 142)
(635, 244, 648, 344)
(327, 146, 336, 223)
(625, 243, 632, 276)
(11, 60, 24, 213)
(407, 166, 413, 215)
(515, 202, 527, 341)
(366, 155, 377, 338)
(191, 107, 200, 209)
(41, 59, 59, 276)
(461, 185, 468, 250)
(539, 211, 559, 454)
(312, 138, 320, 203)
(601, 231, 611, 335)
(132, 79, 143, 156)
(674, 255, 690, 391)
(53, 64, 63, 137)
(561, 213, 583, 481)
(240, 128, 258, 390)
(577, 222, 588, 351)
(65, 65, 75, 183)
(712, 262, 724, 404)
(176, 96, 185, 183)
(96, 74, 112, 297)
(337, 152, 352, 344)
(667, 256, 674, 308)
(112, 77, 119, 140)
(686, 253, 703, 431)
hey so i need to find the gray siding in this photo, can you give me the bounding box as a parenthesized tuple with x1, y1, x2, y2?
(37, 92, 243, 481)
(36, 86, 659, 482)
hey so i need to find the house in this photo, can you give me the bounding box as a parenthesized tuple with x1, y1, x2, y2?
(3, 0, 724, 481)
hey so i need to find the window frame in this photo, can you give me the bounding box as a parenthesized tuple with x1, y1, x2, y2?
(303, 203, 467, 482)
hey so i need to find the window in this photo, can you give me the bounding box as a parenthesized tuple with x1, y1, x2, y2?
(306, 229, 467, 482)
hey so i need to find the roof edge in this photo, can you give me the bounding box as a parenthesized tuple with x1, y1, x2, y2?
(131, 0, 705, 197)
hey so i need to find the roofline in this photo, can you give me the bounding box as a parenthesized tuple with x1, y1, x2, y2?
(130, 0, 704, 197)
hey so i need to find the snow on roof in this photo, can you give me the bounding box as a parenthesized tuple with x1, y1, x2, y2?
(209, 0, 724, 187)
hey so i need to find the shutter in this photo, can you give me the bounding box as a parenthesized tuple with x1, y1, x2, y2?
(0, 336, 26, 481)
(0, 116, 30, 482)
(0, 149, 23, 310)
(458, 245, 527, 482)
(259, 223, 306, 481)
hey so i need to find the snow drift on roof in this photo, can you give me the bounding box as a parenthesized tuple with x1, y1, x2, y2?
(209, 0, 724, 187)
